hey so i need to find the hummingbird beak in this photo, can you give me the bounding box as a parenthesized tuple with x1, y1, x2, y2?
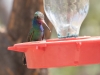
(41, 20, 51, 32)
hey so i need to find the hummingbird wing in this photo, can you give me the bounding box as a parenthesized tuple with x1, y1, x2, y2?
(22, 28, 34, 65)
(27, 28, 34, 42)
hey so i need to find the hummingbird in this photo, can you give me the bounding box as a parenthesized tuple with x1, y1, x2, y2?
(22, 11, 51, 65)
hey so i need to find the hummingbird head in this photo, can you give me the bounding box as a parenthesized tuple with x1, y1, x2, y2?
(34, 11, 44, 22)
(34, 11, 51, 32)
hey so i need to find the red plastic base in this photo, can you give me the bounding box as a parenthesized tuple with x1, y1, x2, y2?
(8, 36, 100, 69)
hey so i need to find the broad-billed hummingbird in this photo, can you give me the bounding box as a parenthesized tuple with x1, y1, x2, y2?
(22, 11, 51, 65)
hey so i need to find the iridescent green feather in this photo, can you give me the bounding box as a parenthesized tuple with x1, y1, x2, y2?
(27, 27, 43, 41)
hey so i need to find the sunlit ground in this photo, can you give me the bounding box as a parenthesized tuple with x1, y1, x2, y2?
(0, 25, 6, 33)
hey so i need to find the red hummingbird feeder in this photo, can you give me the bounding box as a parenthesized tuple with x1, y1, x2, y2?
(8, 0, 100, 69)
(8, 36, 100, 69)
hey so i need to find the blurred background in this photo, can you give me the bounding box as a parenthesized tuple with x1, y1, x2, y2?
(0, 0, 100, 75)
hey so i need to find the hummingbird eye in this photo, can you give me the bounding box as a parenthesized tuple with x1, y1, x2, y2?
(36, 16, 38, 18)
(36, 16, 39, 19)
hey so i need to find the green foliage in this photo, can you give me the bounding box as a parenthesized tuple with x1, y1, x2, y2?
(80, 0, 100, 36)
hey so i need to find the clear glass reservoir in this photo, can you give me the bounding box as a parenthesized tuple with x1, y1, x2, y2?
(43, 0, 89, 38)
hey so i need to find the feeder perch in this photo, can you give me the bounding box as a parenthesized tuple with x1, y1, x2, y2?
(8, 36, 100, 69)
